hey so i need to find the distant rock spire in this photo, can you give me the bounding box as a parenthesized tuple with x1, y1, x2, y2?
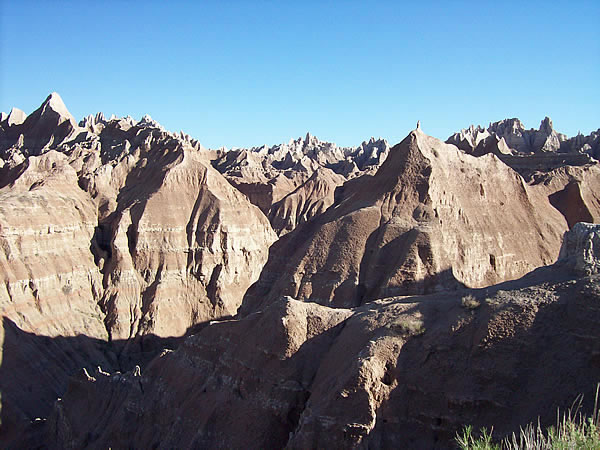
(417, 120, 421, 130)
(7, 107, 27, 126)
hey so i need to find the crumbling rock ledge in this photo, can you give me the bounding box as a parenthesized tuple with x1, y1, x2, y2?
(558, 222, 600, 275)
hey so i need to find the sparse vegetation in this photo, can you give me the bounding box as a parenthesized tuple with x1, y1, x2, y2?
(461, 294, 481, 310)
(387, 318, 426, 336)
(456, 426, 498, 450)
(457, 385, 600, 449)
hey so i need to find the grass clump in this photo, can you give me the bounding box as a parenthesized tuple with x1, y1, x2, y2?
(461, 294, 481, 310)
(387, 318, 425, 336)
(456, 426, 499, 450)
(457, 385, 600, 449)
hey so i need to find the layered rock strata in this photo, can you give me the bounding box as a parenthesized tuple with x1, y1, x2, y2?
(0, 94, 277, 435)
(211, 134, 389, 234)
(42, 225, 600, 449)
(242, 128, 568, 313)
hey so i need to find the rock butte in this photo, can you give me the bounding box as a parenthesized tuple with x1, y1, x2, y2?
(0, 94, 599, 447)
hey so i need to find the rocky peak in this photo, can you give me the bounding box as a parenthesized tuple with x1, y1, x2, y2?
(540, 116, 553, 133)
(26, 92, 78, 131)
(138, 114, 163, 130)
(40, 92, 75, 124)
(0, 93, 80, 156)
(299, 132, 321, 150)
(5, 107, 28, 127)
(449, 116, 579, 155)
(488, 118, 526, 136)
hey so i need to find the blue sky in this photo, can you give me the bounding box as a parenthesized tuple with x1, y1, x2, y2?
(1, 1, 598, 148)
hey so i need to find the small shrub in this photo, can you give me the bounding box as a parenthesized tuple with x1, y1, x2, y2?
(461, 294, 480, 310)
(387, 318, 425, 336)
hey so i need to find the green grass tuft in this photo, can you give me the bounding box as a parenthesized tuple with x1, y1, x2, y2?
(457, 385, 600, 449)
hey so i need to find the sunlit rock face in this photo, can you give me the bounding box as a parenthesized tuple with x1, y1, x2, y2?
(0, 93, 277, 343)
(241, 128, 569, 314)
(210, 134, 390, 234)
(1, 94, 599, 449)
(447, 117, 600, 168)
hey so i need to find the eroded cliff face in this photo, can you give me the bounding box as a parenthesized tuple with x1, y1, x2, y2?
(268, 167, 346, 235)
(211, 134, 389, 234)
(0, 94, 277, 434)
(0, 150, 105, 338)
(86, 146, 277, 340)
(0, 93, 276, 342)
(529, 164, 600, 229)
(447, 117, 569, 155)
(1, 95, 599, 448)
(43, 225, 600, 449)
(446, 117, 600, 174)
(241, 129, 568, 313)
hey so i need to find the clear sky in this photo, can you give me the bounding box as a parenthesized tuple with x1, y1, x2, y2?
(1, 1, 598, 149)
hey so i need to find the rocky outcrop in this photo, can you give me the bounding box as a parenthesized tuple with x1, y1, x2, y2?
(241, 128, 567, 313)
(90, 147, 277, 340)
(568, 128, 600, 159)
(486, 117, 567, 153)
(528, 164, 600, 228)
(445, 124, 492, 154)
(557, 222, 600, 275)
(448, 117, 600, 162)
(1, 95, 598, 448)
(0, 149, 111, 442)
(0, 94, 277, 341)
(268, 167, 346, 235)
(42, 243, 600, 448)
(211, 135, 389, 233)
(0, 94, 277, 435)
(0, 150, 106, 338)
(0, 93, 80, 157)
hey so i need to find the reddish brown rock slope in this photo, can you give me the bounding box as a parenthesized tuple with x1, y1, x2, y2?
(41, 224, 600, 449)
(242, 128, 568, 313)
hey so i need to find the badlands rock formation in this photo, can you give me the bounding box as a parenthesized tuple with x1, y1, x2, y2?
(0, 94, 599, 448)
(41, 224, 600, 449)
(268, 167, 346, 235)
(1, 93, 276, 341)
(529, 164, 600, 228)
(211, 134, 389, 234)
(241, 128, 568, 313)
(447, 117, 569, 155)
(0, 94, 276, 435)
(447, 117, 600, 170)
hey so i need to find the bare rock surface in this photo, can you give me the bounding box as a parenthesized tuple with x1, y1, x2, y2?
(528, 164, 600, 228)
(0, 94, 276, 436)
(268, 167, 346, 235)
(0, 95, 276, 341)
(447, 117, 600, 171)
(448, 117, 568, 155)
(557, 222, 600, 275)
(211, 135, 389, 234)
(1, 95, 599, 448)
(242, 128, 567, 313)
(41, 248, 600, 448)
